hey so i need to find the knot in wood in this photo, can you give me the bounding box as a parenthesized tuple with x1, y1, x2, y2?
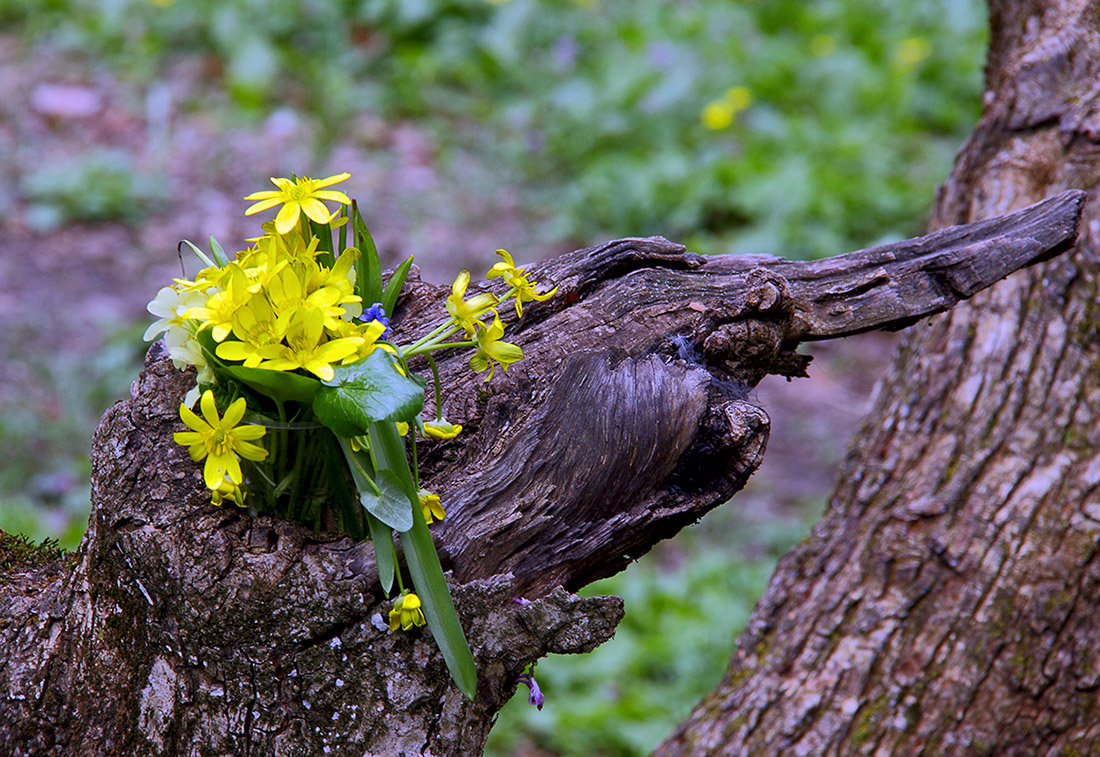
(717, 400, 769, 477)
(689, 269, 792, 385)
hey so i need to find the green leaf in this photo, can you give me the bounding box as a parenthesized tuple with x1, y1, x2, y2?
(309, 216, 336, 269)
(381, 256, 414, 316)
(327, 443, 364, 541)
(337, 204, 348, 254)
(366, 511, 396, 594)
(352, 201, 383, 306)
(208, 235, 230, 267)
(358, 467, 414, 531)
(196, 330, 321, 404)
(312, 350, 424, 438)
(367, 420, 477, 697)
(179, 239, 215, 268)
(337, 435, 400, 590)
(403, 504, 478, 700)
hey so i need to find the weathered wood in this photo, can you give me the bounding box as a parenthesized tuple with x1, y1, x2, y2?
(0, 186, 1084, 754)
(405, 191, 1084, 598)
(705, 189, 1085, 339)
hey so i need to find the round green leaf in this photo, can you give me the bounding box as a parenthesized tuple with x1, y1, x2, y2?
(312, 350, 425, 437)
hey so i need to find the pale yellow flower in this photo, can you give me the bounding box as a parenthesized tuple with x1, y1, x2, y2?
(446, 270, 499, 337)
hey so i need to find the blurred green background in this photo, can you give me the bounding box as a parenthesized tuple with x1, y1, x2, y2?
(0, 0, 986, 754)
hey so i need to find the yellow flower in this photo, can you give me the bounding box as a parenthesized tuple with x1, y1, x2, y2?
(446, 270, 499, 337)
(214, 296, 290, 368)
(486, 249, 556, 318)
(895, 36, 931, 67)
(389, 591, 427, 631)
(423, 418, 462, 440)
(237, 236, 290, 294)
(418, 489, 446, 524)
(254, 307, 364, 381)
(173, 390, 268, 490)
(344, 319, 389, 363)
(701, 99, 735, 130)
(243, 173, 352, 235)
(469, 312, 523, 380)
(701, 86, 753, 131)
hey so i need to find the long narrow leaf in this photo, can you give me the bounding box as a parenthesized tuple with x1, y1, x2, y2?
(370, 421, 477, 698)
(403, 507, 478, 700)
(337, 205, 348, 255)
(366, 512, 396, 594)
(352, 202, 383, 306)
(381, 256, 414, 316)
(337, 438, 396, 593)
(309, 217, 336, 269)
(179, 239, 215, 268)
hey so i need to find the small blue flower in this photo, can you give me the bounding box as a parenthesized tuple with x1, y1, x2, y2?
(517, 671, 544, 710)
(360, 301, 393, 338)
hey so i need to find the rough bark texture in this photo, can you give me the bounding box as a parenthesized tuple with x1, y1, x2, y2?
(0, 30, 1091, 750)
(657, 2, 1100, 755)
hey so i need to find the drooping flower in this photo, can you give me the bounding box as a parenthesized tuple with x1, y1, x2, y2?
(173, 390, 268, 489)
(486, 249, 557, 318)
(423, 417, 462, 440)
(210, 478, 247, 507)
(244, 173, 352, 235)
(446, 270, 499, 337)
(389, 591, 427, 631)
(516, 671, 545, 710)
(418, 489, 446, 524)
(469, 312, 523, 380)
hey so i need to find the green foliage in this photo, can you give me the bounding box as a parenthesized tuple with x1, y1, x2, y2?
(0, 321, 145, 551)
(8, 0, 985, 255)
(20, 148, 170, 230)
(485, 505, 819, 757)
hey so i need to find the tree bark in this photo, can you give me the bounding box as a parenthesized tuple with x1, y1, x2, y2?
(657, 1, 1100, 754)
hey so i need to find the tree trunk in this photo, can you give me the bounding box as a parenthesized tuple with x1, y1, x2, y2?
(657, 1, 1100, 754)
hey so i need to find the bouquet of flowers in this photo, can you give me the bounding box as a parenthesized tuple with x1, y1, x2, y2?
(144, 172, 554, 698)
